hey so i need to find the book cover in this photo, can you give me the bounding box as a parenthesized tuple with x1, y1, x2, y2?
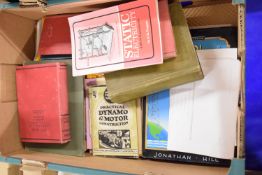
(143, 92, 230, 166)
(16, 62, 70, 144)
(89, 86, 139, 157)
(38, 14, 73, 57)
(24, 60, 86, 156)
(105, 3, 204, 103)
(190, 26, 238, 50)
(84, 77, 106, 150)
(68, 0, 163, 76)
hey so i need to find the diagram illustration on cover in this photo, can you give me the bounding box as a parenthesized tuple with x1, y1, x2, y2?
(68, 0, 163, 76)
(78, 24, 114, 61)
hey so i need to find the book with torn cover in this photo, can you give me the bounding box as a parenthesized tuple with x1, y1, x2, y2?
(16, 63, 70, 144)
(143, 48, 240, 166)
(105, 3, 203, 103)
(89, 86, 139, 157)
(68, 0, 163, 76)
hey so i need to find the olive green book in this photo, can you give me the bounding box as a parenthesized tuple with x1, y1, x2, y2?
(24, 59, 86, 156)
(105, 3, 204, 103)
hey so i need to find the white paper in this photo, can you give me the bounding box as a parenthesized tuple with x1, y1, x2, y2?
(167, 48, 241, 159)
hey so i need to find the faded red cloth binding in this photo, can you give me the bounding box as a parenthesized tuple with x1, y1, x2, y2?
(16, 63, 70, 144)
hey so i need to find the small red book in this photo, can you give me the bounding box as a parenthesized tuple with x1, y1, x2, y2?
(159, 0, 176, 59)
(16, 63, 70, 144)
(38, 14, 73, 57)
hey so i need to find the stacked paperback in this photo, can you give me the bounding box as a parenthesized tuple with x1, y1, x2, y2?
(15, 0, 241, 167)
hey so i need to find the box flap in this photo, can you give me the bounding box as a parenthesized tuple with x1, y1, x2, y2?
(0, 11, 34, 64)
(0, 102, 23, 156)
(0, 64, 17, 103)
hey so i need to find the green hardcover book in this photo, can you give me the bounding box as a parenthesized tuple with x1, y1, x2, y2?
(105, 3, 204, 103)
(24, 59, 86, 156)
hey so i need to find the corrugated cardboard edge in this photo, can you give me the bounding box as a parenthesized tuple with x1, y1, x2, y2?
(183, 3, 238, 27)
(237, 4, 246, 159)
(12, 151, 229, 175)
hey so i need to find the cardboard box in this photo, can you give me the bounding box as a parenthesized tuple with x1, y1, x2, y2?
(0, 64, 17, 103)
(0, 0, 244, 175)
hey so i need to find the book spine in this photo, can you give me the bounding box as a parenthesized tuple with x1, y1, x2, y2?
(59, 64, 70, 143)
(142, 149, 231, 167)
(60, 114, 70, 142)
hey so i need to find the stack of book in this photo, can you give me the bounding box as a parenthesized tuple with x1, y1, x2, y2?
(15, 0, 241, 167)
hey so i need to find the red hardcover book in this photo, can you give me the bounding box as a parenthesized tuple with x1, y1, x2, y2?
(159, 0, 176, 59)
(16, 63, 70, 144)
(38, 14, 73, 57)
